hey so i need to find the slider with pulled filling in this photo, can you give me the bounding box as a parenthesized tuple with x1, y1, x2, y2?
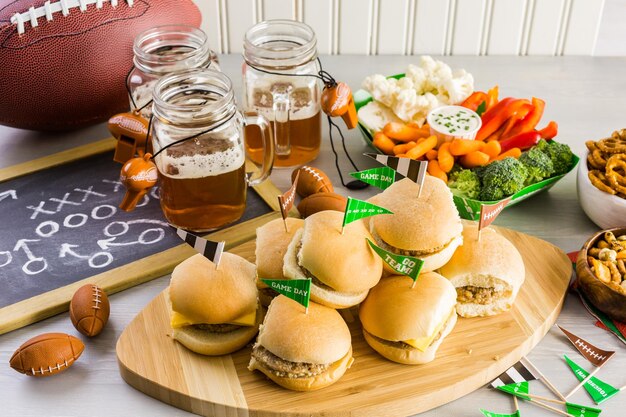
(368, 177, 463, 272)
(283, 210, 383, 309)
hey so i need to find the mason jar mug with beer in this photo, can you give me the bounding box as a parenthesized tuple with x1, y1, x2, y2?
(151, 69, 274, 232)
(242, 20, 322, 168)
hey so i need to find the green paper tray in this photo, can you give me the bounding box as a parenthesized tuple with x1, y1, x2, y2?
(354, 77, 579, 221)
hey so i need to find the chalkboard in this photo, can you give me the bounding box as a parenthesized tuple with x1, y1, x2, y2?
(0, 139, 281, 333)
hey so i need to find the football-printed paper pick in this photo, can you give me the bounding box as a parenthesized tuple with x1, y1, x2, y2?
(341, 197, 392, 233)
(278, 171, 300, 232)
(367, 238, 424, 285)
(261, 278, 311, 312)
(350, 166, 397, 190)
(173, 227, 225, 268)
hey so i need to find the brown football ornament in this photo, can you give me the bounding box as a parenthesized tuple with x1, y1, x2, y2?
(321, 82, 358, 129)
(119, 153, 158, 212)
(70, 284, 110, 337)
(291, 166, 334, 198)
(9, 333, 84, 377)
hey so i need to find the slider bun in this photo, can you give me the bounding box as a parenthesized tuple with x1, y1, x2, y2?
(258, 296, 351, 364)
(363, 313, 457, 365)
(359, 273, 457, 342)
(438, 222, 525, 317)
(256, 218, 305, 282)
(169, 253, 258, 325)
(285, 210, 382, 293)
(248, 347, 353, 392)
(369, 177, 462, 252)
(172, 306, 264, 356)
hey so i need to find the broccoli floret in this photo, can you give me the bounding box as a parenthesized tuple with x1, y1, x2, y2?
(535, 139, 574, 175)
(479, 157, 528, 201)
(448, 164, 465, 183)
(449, 168, 481, 199)
(519, 147, 554, 185)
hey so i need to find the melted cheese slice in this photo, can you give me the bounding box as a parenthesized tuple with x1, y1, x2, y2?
(170, 309, 256, 329)
(402, 312, 450, 351)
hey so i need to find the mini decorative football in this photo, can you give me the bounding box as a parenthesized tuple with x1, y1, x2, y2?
(291, 165, 334, 198)
(69, 283, 111, 337)
(9, 333, 84, 377)
(0, 0, 201, 131)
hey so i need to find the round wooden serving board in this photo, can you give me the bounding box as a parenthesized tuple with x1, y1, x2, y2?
(116, 227, 572, 417)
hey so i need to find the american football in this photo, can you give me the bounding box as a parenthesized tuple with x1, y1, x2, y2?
(0, 0, 201, 131)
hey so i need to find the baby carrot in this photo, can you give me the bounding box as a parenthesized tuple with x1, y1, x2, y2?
(406, 135, 437, 160)
(494, 147, 522, 161)
(426, 149, 439, 160)
(383, 122, 424, 142)
(460, 151, 490, 168)
(373, 132, 396, 155)
(393, 141, 417, 155)
(427, 160, 448, 183)
(449, 139, 485, 156)
(483, 140, 502, 159)
(437, 142, 454, 173)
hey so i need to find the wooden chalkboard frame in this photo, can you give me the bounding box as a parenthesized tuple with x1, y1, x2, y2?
(0, 138, 287, 335)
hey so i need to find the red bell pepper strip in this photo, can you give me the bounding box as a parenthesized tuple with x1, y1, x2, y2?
(503, 97, 545, 139)
(461, 91, 488, 112)
(485, 85, 499, 111)
(537, 121, 558, 139)
(476, 98, 529, 141)
(501, 103, 533, 138)
(499, 131, 541, 153)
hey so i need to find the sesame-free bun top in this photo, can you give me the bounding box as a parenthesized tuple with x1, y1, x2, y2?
(256, 217, 305, 282)
(298, 210, 383, 293)
(169, 252, 258, 324)
(369, 177, 462, 251)
(359, 272, 457, 342)
(258, 295, 351, 364)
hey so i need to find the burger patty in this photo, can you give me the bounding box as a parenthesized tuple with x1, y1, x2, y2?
(372, 229, 451, 257)
(192, 323, 242, 333)
(456, 286, 512, 305)
(251, 345, 329, 378)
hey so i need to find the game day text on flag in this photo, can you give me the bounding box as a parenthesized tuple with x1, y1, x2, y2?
(350, 166, 397, 190)
(261, 278, 311, 311)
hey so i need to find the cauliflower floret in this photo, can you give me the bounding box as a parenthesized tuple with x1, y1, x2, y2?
(444, 70, 474, 104)
(405, 64, 427, 91)
(361, 74, 398, 108)
(392, 90, 439, 123)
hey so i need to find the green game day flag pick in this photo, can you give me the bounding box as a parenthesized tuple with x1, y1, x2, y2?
(349, 166, 398, 190)
(367, 238, 424, 282)
(341, 197, 393, 229)
(565, 402, 602, 417)
(564, 355, 620, 404)
(261, 278, 311, 310)
(496, 381, 530, 400)
(480, 409, 521, 417)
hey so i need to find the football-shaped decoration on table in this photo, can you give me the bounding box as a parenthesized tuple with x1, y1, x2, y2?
(297, 192, 347, 218)
(9, 333, 84, 377)
(70, 284, 111, 337)
(0, 0, 201, 131)
(291, 166, 334, 198)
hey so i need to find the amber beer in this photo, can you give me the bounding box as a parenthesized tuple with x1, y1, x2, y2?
(157, 148, 247, 232)
(245, 111, 321, 167)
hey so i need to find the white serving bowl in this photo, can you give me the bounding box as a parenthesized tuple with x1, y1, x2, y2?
(577, 150, 626, 229)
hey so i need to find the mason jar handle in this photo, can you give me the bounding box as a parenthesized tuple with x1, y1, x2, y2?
(244, 113, 274, 186)
(271, 83, 292, 156)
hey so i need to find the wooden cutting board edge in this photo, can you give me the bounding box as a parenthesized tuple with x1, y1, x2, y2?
(116, 228, 572, 417)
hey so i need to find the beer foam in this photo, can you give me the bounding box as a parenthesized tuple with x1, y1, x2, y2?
(246, 77, 320, 120)
(158, 146, 245, 179)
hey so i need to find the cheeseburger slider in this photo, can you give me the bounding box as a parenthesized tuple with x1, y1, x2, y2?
(439, 222, 525, 317)
(248, 295, 353, 391)
(169, 253, 263, 356)
(368, 177, 463, 272)
(283, 210, 383, 309)
(359, 273, 457, 365)
(255, 217, 305, 306)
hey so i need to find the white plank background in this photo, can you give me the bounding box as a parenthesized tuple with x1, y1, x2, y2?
(192, 0, 606, 55)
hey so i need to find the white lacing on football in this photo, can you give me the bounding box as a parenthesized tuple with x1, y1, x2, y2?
(30, 359, 71, 375)
(10, 0, 134, 35)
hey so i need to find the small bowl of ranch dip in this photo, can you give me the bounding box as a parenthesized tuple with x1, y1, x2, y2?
(427, 105, 482, 143)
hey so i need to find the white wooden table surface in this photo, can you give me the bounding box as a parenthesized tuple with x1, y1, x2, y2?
(0, 55, 625, 417)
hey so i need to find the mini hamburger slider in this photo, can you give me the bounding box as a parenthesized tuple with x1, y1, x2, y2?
(283, 210, 383, 309)
(169, 253, 263, 356)
(359, 273, 457, 365)
(248, 295, 353, 391)
(368, 177, 463, 272)
(439, 222, 525, 317)
(255, 217, 305, 306)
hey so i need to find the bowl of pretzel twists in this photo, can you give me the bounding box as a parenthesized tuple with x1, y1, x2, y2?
(577, 129, 626, 229)
(576, 228, 626, 322)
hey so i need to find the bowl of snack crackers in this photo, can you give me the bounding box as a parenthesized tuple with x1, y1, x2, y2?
(577, 129, 626, 229)
(576, 227, 626, 322)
